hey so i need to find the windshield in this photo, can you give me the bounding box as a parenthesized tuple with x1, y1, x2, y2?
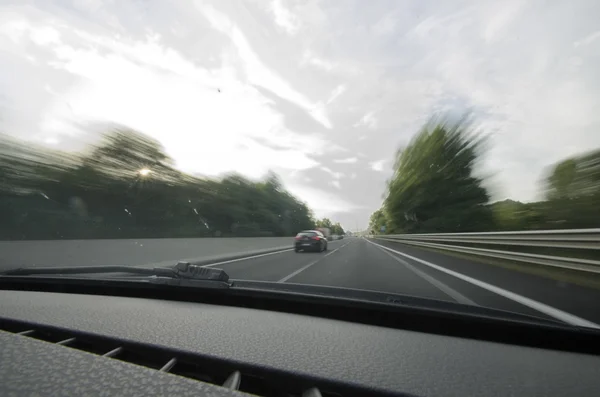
(0, 1, 599, 328)
(297, 232, 317, 237)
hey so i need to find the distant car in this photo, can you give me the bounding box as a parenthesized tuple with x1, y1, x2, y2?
(294, 230, 328, 252)
(339, 235, 344, 239)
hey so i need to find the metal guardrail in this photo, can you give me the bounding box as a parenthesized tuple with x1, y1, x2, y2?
(371, 228, 600, 274)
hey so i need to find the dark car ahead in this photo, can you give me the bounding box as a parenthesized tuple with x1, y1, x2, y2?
(294, 230, 328, 252)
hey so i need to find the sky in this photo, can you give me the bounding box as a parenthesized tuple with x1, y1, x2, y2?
(1, 0, 600, 231)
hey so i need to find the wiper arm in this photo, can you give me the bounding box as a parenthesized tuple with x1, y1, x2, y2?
(1, 262, 230, 283)
(2, 265, 173, 277)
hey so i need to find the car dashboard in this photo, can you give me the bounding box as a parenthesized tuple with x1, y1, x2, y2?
(1, 289, 599, 397)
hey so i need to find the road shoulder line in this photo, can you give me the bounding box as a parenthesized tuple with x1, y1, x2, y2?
(366, 239, 599, 328)
(374, 245, 477, 306)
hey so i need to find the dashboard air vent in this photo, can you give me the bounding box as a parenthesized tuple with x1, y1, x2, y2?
(0, 319, 355, 397)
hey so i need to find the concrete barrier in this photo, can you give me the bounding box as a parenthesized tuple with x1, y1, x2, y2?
(0, 237, 294, 271)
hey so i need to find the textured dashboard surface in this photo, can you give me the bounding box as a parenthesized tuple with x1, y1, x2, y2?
(0, 331, 250, 397)
(1, 290, 600, 396)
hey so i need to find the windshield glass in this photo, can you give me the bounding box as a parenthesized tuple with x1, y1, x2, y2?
(1, 1, 599, 328)
(297, 232, 317, 237)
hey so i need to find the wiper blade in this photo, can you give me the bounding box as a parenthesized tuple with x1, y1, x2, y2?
(233, 280, 567, 326)
(1, 262, 230, 282)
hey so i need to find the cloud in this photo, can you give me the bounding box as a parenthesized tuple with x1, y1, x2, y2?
(326, 84, 346, 105)
(0, 2, 337, 180)
(372, 12, 398, 36)
(354, 111, 378, 129)
(320, 166, 344, 179)
(370, 159, 386, 172)
(482, 2, 526, 43)
(301, 49, 337, 72)
(574, 30, 600, 47)
(333, 157, 357, 164)
(269, 0, 299, 35)
(199, 4, 333, 129)
(2, 0, 600, 229)
(307, 56, 335, 71)
(286, 183, 361, 217)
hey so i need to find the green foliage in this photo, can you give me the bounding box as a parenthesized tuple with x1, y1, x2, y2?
(382, 117, 493, 233)
(368, 209, 388, 234)
(0, 128, 315, 240)
(314, 218, 345, 235)
(331, 222, 345, 235)
(479, 149, 600, 232)
(545, 159, 577, 201)
(371, 117, 599, 235)
(489, 200, 548, 231)
(315, 218, 332, 229)
(538, 149, 600, 229)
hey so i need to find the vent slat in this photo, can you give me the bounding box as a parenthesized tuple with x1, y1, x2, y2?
(159, 358, 177, 372)
(56, 337, 76, 346)
(302, 387, 323, 397)
(102, 346, 123, 358)
(222, 370, 241, 390)
(1, 319, 359, 397)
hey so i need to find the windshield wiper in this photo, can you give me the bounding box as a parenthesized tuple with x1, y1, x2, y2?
(1, 262, 230, 285)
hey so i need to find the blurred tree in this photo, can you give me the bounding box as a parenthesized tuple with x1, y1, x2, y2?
(366, 119, 599, 235)
(315, 218, 333, 229)
(545, 159, 577, 201)
(5, 120, 598, 240)
(489, 199, 548, 231)
(82, 128, 176, 181)
(331, 222, 345, 235)
(383, 116, 493, 233)
(540, 149, 600, 229)
(0, 129, 315, 239)
(368, 209, 388, 234)
(545, 150, 600, 199)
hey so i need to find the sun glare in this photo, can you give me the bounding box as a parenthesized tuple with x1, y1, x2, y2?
(138, 168, 151, 176)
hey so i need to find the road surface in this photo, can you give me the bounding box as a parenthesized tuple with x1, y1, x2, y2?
(206, 237, 600, 327)
(2, 236, 599, 327)
(0, 237, 292, 269)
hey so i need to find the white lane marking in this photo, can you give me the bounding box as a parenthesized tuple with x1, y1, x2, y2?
(203, 240, 348, 268)
(375, 245, 478, 306)
(277, 242, 351, 283)
(203, 248, 293, 267)
(366, 239, 600, 328)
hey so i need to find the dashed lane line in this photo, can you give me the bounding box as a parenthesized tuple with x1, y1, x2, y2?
(277, 241, 352, 283)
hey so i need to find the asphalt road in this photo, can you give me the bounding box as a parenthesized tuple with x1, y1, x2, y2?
(2, 235, 599, 327)
(206, 237, 600, 327)
(0, 237, 292, 270)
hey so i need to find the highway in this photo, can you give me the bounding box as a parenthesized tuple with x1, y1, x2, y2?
(2, 235, 599, 327)
(0, 237, 293, 269)
(206, 237, 600, 327)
